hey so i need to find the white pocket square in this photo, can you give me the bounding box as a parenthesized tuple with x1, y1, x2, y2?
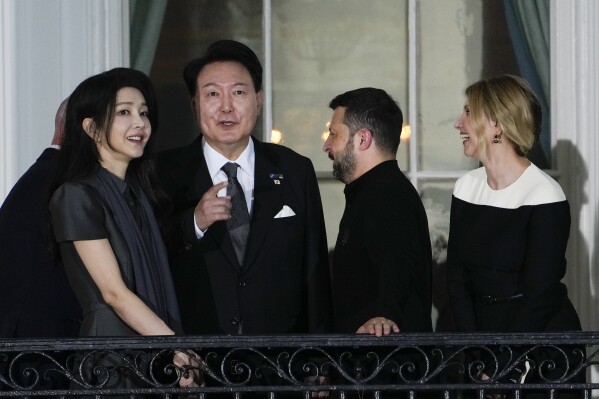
(274, 205, 296, 218)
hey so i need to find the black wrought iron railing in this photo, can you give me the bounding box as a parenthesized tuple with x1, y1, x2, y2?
(1, 332, 597, 398)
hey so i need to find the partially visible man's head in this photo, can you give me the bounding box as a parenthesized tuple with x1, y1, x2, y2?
(52, 97, 70, 146)
(329, 88, 403, 156)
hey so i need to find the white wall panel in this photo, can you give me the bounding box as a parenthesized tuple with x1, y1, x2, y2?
(0, 0, 17, 202)
(0, 0, 128, 203)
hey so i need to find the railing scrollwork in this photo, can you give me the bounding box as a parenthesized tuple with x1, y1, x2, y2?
(0, 332, 597, 397)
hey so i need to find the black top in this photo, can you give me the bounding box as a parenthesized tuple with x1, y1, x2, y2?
(49, 170, 181, 336)
(332, 160, 433, 333)
(447, 165, 581, 332)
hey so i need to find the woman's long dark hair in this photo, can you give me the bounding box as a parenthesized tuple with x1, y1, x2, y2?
(48, 68, 169, 234)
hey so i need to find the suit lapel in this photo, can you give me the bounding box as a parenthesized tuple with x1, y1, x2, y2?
(244, 139, 284, 269)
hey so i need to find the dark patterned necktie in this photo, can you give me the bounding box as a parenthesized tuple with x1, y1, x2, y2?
(221, 162, 250, 266)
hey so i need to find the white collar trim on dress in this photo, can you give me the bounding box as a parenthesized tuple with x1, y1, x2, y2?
(453, 164, 566, 209)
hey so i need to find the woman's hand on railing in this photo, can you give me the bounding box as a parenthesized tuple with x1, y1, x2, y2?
(174, 350, 206, 387)
(305, 375, 329, 398)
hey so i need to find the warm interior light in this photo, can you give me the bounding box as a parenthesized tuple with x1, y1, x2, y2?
(400, 124, 411, 141)
(271, 129, 283, 144)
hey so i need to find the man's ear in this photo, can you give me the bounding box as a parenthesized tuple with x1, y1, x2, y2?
(190, 96, 198, 119)
(256, 90, 264, 113)
(358, 129, 373, 149)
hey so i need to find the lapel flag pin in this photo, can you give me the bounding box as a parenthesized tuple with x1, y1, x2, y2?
(269, 173, 284, 185)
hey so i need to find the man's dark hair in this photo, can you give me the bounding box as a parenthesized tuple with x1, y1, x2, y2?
(329, 87, 403, 154)
(183, 39, 263, 97)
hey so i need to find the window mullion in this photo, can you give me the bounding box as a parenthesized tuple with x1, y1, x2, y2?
(408, 0, 418, 187)
(262, 0, 273, 142)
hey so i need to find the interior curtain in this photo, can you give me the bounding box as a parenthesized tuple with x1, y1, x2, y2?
(129, 0, 168, 75)
(502, 0, 551, 168)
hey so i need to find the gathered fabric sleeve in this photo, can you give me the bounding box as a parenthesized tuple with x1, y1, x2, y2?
(508, 201, 571, 331)
(50, 182, 108, 242)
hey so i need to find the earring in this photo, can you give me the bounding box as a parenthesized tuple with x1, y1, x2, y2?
(493, 133, 502, 144)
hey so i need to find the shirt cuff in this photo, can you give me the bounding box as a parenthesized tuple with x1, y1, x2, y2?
(193, 214, 206, 239)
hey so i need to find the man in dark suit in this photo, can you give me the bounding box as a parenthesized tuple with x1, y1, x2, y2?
(323, 88, 433, 336)
(158, 40, 332, 335)
(0, 98, 80, 392)
(0, 97, 81, 338)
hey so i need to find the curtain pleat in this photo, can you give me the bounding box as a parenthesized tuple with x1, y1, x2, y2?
(503, 0, 551, 168)
(129, 0, 168, 75)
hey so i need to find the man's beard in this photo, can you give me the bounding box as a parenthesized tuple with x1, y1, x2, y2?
(332, 140, 356, 184)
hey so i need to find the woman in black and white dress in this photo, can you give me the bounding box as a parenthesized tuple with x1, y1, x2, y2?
(447, 75, 582, 389)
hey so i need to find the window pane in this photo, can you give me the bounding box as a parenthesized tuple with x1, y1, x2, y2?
(417, 0, 482, 171)
(417, 0, 545, 171)
(271, 0, 409, 172)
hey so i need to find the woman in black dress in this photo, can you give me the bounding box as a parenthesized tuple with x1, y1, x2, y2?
(48, 68, 199, 390)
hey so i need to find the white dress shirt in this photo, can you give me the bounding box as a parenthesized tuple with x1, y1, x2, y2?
(194, 137, 255, 238)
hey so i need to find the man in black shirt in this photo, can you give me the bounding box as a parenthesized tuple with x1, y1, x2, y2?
(323, 87, 433, 335)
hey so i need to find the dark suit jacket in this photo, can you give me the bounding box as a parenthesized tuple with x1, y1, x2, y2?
(158, 136, 332, 335)
(0, 148, 81, 337)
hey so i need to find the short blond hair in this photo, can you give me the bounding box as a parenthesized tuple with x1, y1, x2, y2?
(465, 74, 542, 159)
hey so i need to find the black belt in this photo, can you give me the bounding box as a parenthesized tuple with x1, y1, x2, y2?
(480, 293, 524, 303)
